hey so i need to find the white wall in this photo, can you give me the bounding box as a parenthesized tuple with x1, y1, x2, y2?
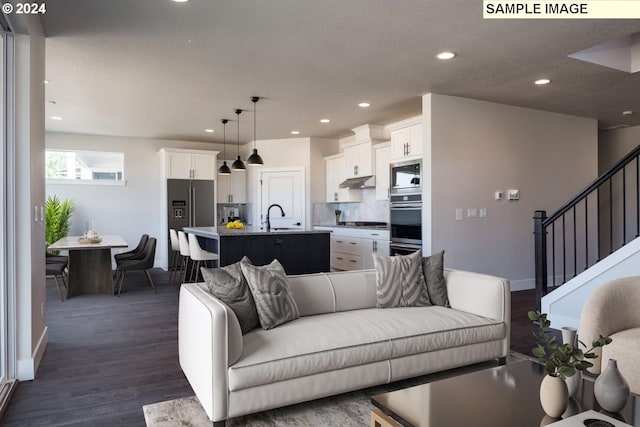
(46, 132, 223, 267)
(13, 17, 46, 380)
(599, 126, 640, 173)
(426, 94, 598, 290)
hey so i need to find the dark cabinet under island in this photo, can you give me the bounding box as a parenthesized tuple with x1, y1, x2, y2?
(183, 226, 330, 275)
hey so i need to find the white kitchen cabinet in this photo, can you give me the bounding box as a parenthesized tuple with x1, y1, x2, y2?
(217, 161, 247, 204)
(363, 232, 390, 269)
(374, 144, 391, 200)
(315, 226, 390, 271)
(163, 149, 217, 180)
(343, 143, 373, 179)
(325, 156, 361, 203)
(391, 124, 423, 160)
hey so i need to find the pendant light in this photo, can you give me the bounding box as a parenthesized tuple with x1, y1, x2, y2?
(231, 109, 246, 171)
(218, 119, 231, 175)
(247, 96, 264, 166)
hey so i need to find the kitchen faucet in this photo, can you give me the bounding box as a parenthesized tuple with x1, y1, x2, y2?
(266, 204, 285, 231)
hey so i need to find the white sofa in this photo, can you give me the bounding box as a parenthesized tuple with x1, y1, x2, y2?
(178, 268, 511, 426)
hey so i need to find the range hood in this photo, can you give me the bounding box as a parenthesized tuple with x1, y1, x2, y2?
(339, 175, 375, 189)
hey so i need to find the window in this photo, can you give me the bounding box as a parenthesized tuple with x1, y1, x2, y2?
(45, 150, 125, 184)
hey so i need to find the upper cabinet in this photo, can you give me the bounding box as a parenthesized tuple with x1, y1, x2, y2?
(162, 149, 218, 180)
(374, 143, 391, 200)
(325, 155, 361, 203)
(217, 161, 247, 204)
(343, 143, 373, 179)
(390, 124, 423, 160)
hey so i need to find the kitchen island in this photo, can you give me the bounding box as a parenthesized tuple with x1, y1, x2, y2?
(183, 226, 330, 275)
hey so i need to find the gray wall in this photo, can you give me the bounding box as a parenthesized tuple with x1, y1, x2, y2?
(427, 94, 598, 290)
(599, 126, 640, 173)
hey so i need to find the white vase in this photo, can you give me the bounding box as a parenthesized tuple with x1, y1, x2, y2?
(594, 358, 630, 413)
(561, 326, 581, 397)
(540, 374, 569, 418)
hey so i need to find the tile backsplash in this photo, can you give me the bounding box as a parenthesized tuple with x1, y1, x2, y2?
(313, 189, 389, 225)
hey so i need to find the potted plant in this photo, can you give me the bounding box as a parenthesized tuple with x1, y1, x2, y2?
(45, 195, 75, 254)
(528, 310, 611, 418)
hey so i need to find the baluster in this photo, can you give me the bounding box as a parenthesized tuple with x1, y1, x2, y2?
(573, 206, 577, 278)
(623, 166, 627, 245)
(585, 197, 589, 271)
(562, 213, 566, 284)
(609, 178, 613, 254)
(551, 221, 556, 287)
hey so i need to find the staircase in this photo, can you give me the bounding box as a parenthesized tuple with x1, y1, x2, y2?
(534, 144, 640, 327)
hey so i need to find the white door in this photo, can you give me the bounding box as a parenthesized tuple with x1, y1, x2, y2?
(260, 169, 304, 230)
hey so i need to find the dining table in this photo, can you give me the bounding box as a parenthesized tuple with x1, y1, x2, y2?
(48, 235, 128, 298)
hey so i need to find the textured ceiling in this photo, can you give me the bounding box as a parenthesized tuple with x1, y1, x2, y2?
(40, 0, 640, 144)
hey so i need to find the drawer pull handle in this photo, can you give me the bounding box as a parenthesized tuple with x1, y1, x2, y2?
(336, 257, 343, 260)
(350, 259, 357, 263)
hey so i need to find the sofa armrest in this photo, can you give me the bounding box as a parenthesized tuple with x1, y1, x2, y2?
(579, 276, 640, 374)
(178, 283, 243, 422)
(445, 269, 511, 356)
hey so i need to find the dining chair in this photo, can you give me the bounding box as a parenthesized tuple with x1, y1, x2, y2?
(187, 233, 218, 282)
(177, 231, 191, 284)
(45, 258, 68, 301)
(114, 234, 148, 284)
(168, 229, 181, 284)
(115, 237, 157, 296)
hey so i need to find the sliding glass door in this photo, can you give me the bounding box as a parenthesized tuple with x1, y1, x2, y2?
(0, 20, 17, 411)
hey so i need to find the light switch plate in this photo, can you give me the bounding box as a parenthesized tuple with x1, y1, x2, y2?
(507, 189, 520, 201)
(495, 191, 504, 201)
(455, 208, 463, 221)
(467, 208, 477, 218)
(479, 208, 487, 218)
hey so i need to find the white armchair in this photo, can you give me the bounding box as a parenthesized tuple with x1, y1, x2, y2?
(578, 276, 640, 395)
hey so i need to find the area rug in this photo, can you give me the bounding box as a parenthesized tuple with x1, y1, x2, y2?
(143, 351, 533, 427)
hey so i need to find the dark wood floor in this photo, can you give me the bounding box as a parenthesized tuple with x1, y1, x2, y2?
(1, 270, 540, 426)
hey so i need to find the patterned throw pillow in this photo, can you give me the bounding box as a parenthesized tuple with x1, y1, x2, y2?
(422, 250, 449, 307)
(201, 256, 260, 334)
(373, 249, 432, 308)
(240, 258, 300, 330)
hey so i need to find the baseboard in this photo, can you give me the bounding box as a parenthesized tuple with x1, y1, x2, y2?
(509, 278, 534, 291)
(17, 326, 48, 381)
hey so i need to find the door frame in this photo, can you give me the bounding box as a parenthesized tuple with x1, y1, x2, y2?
(257, 167, 306, 229)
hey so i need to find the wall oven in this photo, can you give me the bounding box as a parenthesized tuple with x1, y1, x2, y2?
(389, 193, 422, 255)
(390, 159, 422, 195)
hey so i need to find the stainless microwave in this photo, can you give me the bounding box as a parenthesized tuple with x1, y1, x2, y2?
(390, 159, 422, 194)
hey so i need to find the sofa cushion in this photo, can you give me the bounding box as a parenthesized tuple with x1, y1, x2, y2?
(422, 250, 449, 307)
(373, 250, 431, 308)
(241, 258, 300, 330)
(228, 306, 505, 391)
(201, 256, 259, 334)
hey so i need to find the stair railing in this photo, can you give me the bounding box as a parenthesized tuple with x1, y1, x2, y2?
(534, 144, 640, 309)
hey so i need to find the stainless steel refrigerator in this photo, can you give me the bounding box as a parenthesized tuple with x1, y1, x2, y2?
(167, 179, 216, 259)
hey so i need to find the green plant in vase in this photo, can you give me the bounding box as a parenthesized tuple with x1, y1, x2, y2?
(45, 195, 75, 254)
(528, 310, 611, 378)
(529, 310, 612, 419)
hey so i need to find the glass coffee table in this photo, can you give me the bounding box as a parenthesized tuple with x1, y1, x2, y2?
(371, 360, 638, 427)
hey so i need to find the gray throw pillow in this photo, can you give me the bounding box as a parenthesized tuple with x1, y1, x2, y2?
(373, 249, 431, 308)
(240, 258, 300, 330)
(201, 256, 260, 334)
(422, 250, 449, 307)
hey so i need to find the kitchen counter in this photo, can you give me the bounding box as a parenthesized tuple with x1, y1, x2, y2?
(313, 223, 389, 230)
(183, 226, 330, 275)
(184, 226, 330, 237)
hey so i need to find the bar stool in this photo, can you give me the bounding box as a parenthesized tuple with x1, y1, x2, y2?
(177, 231, 192, 284)
(187, 233, 218, 282)
(168, 229, 181, 284)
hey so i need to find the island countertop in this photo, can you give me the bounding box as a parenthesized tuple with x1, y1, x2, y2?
(183, 226, 330, 238)
(182, 226, 330, 274)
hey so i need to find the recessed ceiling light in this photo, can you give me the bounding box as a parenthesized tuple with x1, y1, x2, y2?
(205, 129, 214, 133)
(534, 78, 551, 85)
(172, 0, 190, 2)
(436, 51, 456, 60)
(320, 119, 330, 123)
(290, 131, 300, 135)
(50, 116, 63, 120)
(358, 102, 371, 108)
(622, 110, 633, 116)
